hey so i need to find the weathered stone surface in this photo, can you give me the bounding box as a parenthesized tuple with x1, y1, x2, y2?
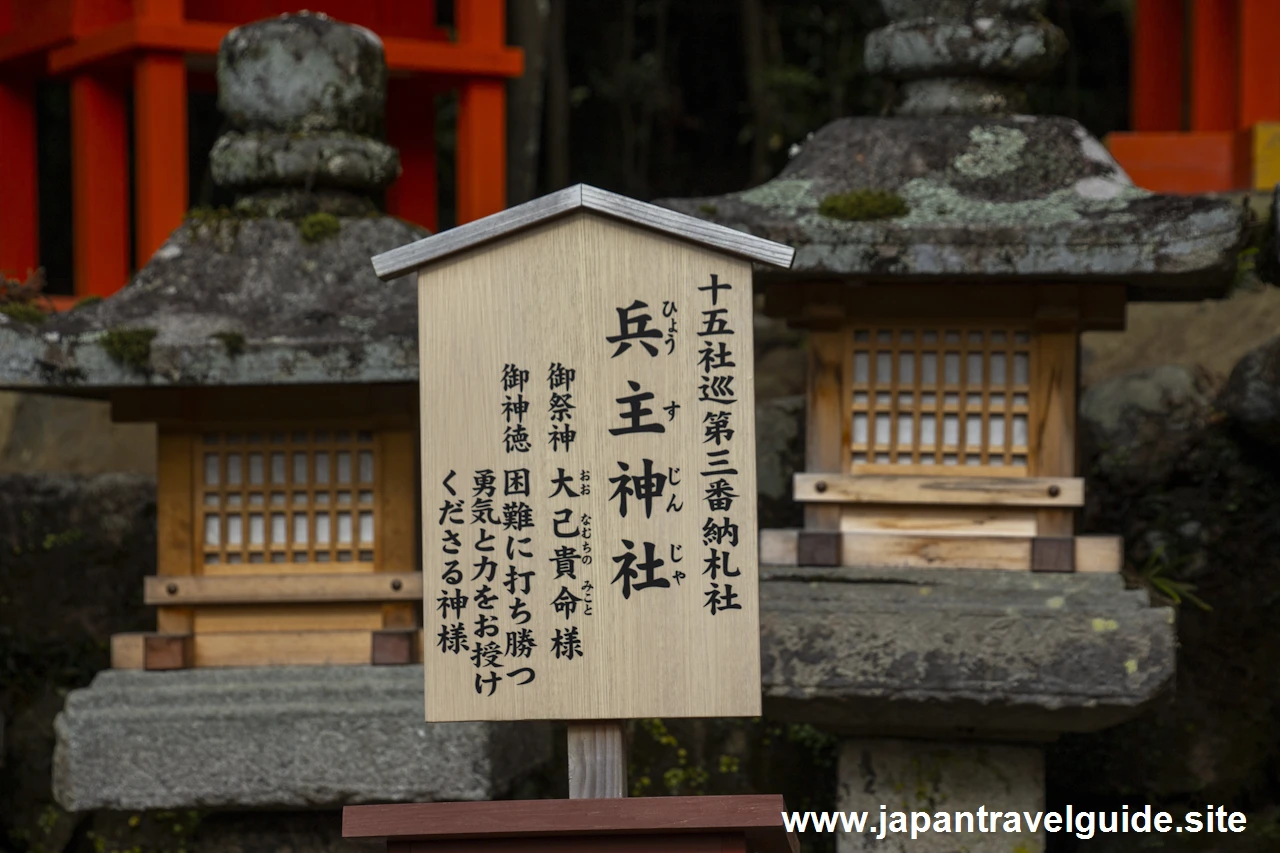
(759, 568, 1176, 737)
(1080, 274, 1280, 387)
(0, 473, 155, 846)
(0, 215, 426, 391)
(210, 131, 399, 191)
(660, 116, 1245, 296)
(1057, 359, 1280, 812)
(0, 392, 154, 474)
(1221, 334, 1280, 447)
(217, 13, 387, 135)
(0, 473, 156, 644)
(212, 14, 397, 192)
(53, 666, 552, 811)
(753, 311, 806, 400)
(881, 0, 1049, 16)
(837, 739, 1044, 853)
(0, 10, 424, 396)
(865, 20, 1066, 82)
(894, 77, 1028, 117)
(868, 0, 1063, 116)
(1081, 365, 1215, 478)
(754, 395, 805, 531)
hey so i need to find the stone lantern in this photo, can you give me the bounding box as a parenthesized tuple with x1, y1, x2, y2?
(662, 2, 1245, 851)
(0, 13, 547, 820)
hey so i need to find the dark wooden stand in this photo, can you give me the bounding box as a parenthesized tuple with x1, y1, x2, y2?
(343, 795, 798, 853)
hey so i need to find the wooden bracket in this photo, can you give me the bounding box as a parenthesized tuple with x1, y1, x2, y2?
(796, 531, 842, 566)
(371, 630, 420, 665)
(143, 633, 193, 670)
(1031, 537, 1076, 573)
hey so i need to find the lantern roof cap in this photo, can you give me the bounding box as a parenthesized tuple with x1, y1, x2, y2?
(0, 214, 428, 396)
(0, 12, 430, 398)
(657, 115, 1247, 301)
(371, 183, 796, 280)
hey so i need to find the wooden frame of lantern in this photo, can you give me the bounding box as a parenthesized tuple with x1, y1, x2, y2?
(759, 281, 1129, 574)
(108, 385, 425, 670)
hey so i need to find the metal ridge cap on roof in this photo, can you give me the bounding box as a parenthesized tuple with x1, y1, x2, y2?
(370, 183, 796, 280)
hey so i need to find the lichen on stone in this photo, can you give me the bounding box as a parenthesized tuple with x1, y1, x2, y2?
(101, 328, 158, 372)
(737, 178, 815, 218)
(896, 177, 1142, 229)
(0, 303, 48, 325)
(952, 125, 1027, 178)
(818, 190, 909, 221)
(298, 212, 342, 244)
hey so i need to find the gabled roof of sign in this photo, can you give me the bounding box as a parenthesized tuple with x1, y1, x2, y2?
(371, 183, 797, 280)
(656, 116, 1248, 301)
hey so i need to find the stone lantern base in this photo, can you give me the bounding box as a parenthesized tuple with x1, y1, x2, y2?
(53, 665, 552, 812)
(838, 739, 1044, 853)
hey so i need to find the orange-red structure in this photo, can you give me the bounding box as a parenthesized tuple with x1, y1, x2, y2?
(1110, 0, 1280, 192)
(0, 0, 522, 299)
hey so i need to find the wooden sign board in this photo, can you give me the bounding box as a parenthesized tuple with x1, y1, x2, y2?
(379, 186, 793, 722)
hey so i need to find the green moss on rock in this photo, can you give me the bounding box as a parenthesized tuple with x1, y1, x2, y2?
(818, 189, 909, 221)
(187, 206, 241, 227)
(186, 206, 247, 246)
(0, 303, 48, 325)
(211, 331, 246, 357)
(72, 295, 103, 310)
(298, 212, 341, 243)
(101, 328, 158, 372)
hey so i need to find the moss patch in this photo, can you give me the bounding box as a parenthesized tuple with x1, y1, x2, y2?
(211, 331, 246, 358)
(818, 189, 909, 221)
(186, 206, 247, 247)
(187, 206, 241, 227)
(72, 295, 103, 310)
(101, 328, 158, 372)
(298, 212, 341, 244)
(698, 203, 719, 216)
(0, 303, 48, 325)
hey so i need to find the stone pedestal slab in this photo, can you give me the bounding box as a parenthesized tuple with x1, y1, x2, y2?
(838, 738, 1044, 853)
(53, 665, 552, 812)
(761, 567, 1176, 737)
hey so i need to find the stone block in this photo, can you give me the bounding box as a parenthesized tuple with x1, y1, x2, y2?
(53, 665, 552, 812)
(838, 738, 1044, 853)
(760, 567, 1176, 737)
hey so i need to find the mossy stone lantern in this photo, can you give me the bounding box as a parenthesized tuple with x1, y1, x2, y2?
(663, 0, 1246, 574)
(0, 14, 429, 669)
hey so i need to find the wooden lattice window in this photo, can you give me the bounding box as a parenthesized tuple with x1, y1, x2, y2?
(850, 326, 1032, 474)
(198, 430, 378, 569)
